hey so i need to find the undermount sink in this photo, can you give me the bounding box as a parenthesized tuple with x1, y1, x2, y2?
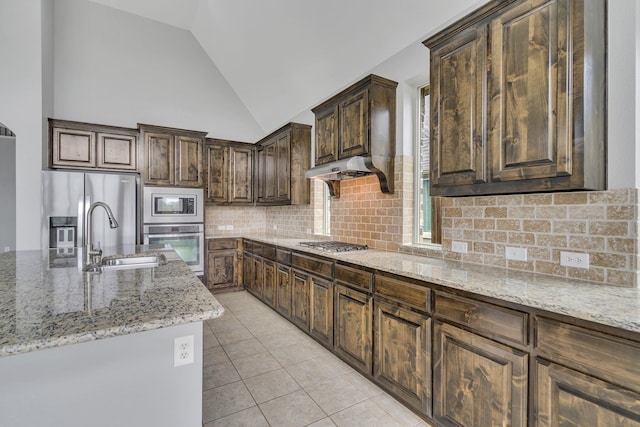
(83, 253, 168, 272)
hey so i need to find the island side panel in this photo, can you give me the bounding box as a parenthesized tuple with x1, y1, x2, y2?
(0, 322, 203, 427)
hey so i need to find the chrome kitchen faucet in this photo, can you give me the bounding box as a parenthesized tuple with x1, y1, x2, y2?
(85, 201, 119, 266)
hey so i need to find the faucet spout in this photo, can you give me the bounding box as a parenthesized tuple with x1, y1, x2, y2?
(85, 201, 119, 266)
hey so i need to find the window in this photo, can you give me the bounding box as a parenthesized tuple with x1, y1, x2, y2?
(323, 182, 331, 235)
(415, 85, 441, 245)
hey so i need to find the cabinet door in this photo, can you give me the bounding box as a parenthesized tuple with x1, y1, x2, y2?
(276, 132, 291, 202)
(257, 140, 277, 203)
(489, 0, 571, 183)
(229, 146, 253, 203)
(430, 25, 487, 190)
(262, 259, 276, 307)
(374, 299, 431, 416)
(315, 106, 338, 165)
(338, 89, 369, 159)
(535, 359, 640, 427)
(276, 264, 292, 319)
(309, 276, 333, 348)
(243, 252, 254, 290)
(97, 132, 137, 170)
(144, 132, 173, 185)
(334, 284, 372, 375)
(291, 269, 310, 332)
(206, 249, 236, 291)
(175, 135, 203, 187)
(51, 127, 96, 169)
(206, 144, 227, 203)
(433, 322, 527, 427)
(250, 256, 264, 299)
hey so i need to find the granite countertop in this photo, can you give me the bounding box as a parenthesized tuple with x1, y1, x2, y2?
(0, 245, 224, 358)
(233, 233, 640, 335)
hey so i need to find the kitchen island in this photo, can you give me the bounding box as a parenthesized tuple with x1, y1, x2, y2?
(0, 245, 223, 427)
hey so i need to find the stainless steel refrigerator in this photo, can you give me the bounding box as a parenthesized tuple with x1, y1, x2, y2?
(41, 171, 139, 251)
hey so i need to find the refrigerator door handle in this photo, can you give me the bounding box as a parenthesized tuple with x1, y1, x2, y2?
(78, 195, 90, 247)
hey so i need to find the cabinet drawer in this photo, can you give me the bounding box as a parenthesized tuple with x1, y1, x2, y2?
(243, 240, 254, 253)
(434, 292, 528, 346)
(262, 244, 276, 261)
(374, 274, 430, 313)
(207, 238, 238, 251)
(536, 317, 640, 394)
(276, 248, 291, 266)
(335, 263, 372, 292)
(292, 252, 333, 280)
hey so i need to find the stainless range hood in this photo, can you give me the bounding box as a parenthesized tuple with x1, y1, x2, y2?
(305, 155, 393, 198)
(305, 156, 373, 181)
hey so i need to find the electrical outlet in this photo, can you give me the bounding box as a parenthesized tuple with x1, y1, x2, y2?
(560, 251, 589, 269)
(3, 247, 9, 252)
(174, 335, 194, 367)
(505, 246, 527, 261)
(273, 225, 277, 230)
(451, 241, 468, 254)
(217, 225, 225, 231)
(306, 228, 311, 235)
(225, 225, 234, 230)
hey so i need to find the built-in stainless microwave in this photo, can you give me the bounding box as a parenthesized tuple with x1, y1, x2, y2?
(143, 187, 204, 224)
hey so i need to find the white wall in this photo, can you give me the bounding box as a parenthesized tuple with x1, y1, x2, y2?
(53, 0, 264, 142)
(0, 136, 16, 251)
(608, 1, 638, 189)
(0, 0, 45, 250)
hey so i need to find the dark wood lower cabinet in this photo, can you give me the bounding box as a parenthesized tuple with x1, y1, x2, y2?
(275, 264, 292, 319)
(374, 299, 431, 416)
(241, 242, 640, 427)
(535, 359, 640, 426)
(206, 249, 236, 290)
(262, 259, 276, 307)
(205, 239, 241, 292)
(291, 269, 310, 332)
(251, 256, 264, 299)
(433, 321, 527, 427)
(334, 284, 372, 375)
(309, 276, 333, 348)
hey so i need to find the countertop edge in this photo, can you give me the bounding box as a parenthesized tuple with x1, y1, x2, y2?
(0, 307, 224, 358)
(229, 234, 640, 335)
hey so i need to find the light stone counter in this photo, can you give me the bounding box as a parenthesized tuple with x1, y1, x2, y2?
(0, 245, 224, 357)
(236, 233, 640, 334)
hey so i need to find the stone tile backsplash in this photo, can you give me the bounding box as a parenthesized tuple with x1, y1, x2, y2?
(205, 155, 639, 287)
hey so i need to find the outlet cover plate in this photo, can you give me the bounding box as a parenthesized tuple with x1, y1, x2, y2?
(174, 335, 195, 367)
(451, 241, 468, 254)
(560, 251, 589, 269)
(505, 246, 527, 261)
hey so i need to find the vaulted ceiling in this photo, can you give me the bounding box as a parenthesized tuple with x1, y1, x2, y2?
(86, 0, 484, 132)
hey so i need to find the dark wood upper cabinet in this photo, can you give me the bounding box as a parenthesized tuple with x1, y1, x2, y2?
(338, 88, 369, 159)
(205, 139, 254, 205)
(49, 119, 138, 172)
(311, 75, 397, 197)
(314, 105, 338, 166)
(423, 0, 606, 196)
(428, 25, 487, 188)
(255, 122, 311, 206)
(140, 124, 206, 188)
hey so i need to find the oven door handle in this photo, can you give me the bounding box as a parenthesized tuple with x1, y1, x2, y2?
(145, 233, 202, 239)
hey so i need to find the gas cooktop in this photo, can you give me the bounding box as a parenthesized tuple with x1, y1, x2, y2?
(299, 241, 368, 252)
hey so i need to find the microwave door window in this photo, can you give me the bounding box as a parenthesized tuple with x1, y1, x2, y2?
(155, 196, 183, 215)
(148, 236, 199, 265)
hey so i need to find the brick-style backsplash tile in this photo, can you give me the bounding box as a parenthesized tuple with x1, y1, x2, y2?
(205, 154, 639, 287)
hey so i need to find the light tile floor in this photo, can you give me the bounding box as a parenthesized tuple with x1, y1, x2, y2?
(202, 291, 430, 427)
